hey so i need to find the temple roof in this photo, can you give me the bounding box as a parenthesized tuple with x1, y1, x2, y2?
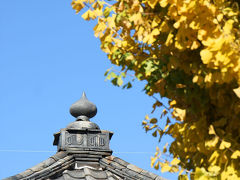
(4, 93, 166, 180)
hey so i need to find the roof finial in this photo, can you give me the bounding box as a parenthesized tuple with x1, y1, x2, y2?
(70, 92, 97, 121)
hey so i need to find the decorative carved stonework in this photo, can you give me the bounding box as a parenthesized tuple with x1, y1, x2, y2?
(89, 136, 105, 147)
(66, 133, 84, 145)
(57, 129, 112, 152)
(88, 134, 107, 148)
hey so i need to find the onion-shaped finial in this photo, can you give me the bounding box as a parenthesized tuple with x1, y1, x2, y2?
(70, 92, 97, 121)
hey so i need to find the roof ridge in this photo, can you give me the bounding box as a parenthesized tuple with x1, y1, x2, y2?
(100, 155, 166, 180)
(4, 153, 166, 180)
(3, 152, 71, 180)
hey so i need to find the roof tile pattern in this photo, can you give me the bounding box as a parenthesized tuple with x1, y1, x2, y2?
(57, 168, 119, 180)
(99, 156, 163, 180)
(4, 151, 72, 180)
(4, 152, 166, 180)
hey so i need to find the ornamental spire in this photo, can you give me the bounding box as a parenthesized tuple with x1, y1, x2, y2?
(70, 92, 97, 121)
(66, 92, 99, 130)
(53, 92, 113, 153)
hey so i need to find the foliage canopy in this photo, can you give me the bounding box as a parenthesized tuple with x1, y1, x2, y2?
(72, 0, 240, 179)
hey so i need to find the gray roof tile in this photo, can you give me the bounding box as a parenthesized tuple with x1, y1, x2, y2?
(51, 151, 68, 161)
(63, 169, 86, 178)
(105, 171, 122, 180)
(126, 164, 142, 173)
(84, 168, 107, 179)
(4, 153, 164, 180)
(155, 176, 167, 180)
(17, 169, 34, 178)
(100, 158, 112, 165)
(141, 169, 158, 179)
(102, 156, 161, 180)
(85, 176, 98, 180)
(122, 169, 139, 178)
(112, 157, 129, 167)
(110, 161, 126, 170)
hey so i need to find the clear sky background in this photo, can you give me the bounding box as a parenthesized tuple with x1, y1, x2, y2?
(0, 1, 177, 179)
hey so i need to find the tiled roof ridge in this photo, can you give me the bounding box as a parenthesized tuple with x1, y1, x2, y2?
(3, 151, 72, 180)
(99, 155, 166, 180)
(4, 152, 166, 180)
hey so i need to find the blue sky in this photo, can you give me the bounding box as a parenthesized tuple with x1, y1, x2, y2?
(0, 1, 176, 179)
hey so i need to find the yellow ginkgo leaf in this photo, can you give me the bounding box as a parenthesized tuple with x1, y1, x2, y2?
(151, 156, 158, 167)
(200, 49, 213, 64)
(233, 87, 240, 98)
(192, 75, 198, 83)
(152, 28, 160, 36)
(208, 125, 216, 135)
(208, 165, 221, 173)
(159, 0, 168, 8)
(205, 136, 219, 148)
(191, 41, 200, 50)
(82, 10, 96, 21)
(170, 100, 176, 106)
(219, 140, 231, 150)
(172, 108, 186, 121)
(151, 16, 161, 28)
(163, 142, 168, 153)
(209, 151, 220, 164)
(154, 161, 159, 170)
(223, 19, 234, 33)
(178, 174, 189, 180)
(165, 32, 174, 46)
(161, 163, 171, 172)
(217, 13, 223, 22)
(72, 1, 85, 13)
(148, 0, 158, 9)
(231, 150, 240, 159)
(171, 158, 180, 165)
(145, 115, 150, 120)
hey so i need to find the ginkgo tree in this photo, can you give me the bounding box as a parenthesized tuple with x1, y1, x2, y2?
(71, 0, 240, 179)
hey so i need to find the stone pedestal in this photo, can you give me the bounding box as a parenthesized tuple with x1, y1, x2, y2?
(54, 129, 113, 153)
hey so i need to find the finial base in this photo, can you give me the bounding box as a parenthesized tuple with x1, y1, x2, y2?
(76, 115, 89, 121)
(53, 127, 113, 153)
(66, 121, 100, 130)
